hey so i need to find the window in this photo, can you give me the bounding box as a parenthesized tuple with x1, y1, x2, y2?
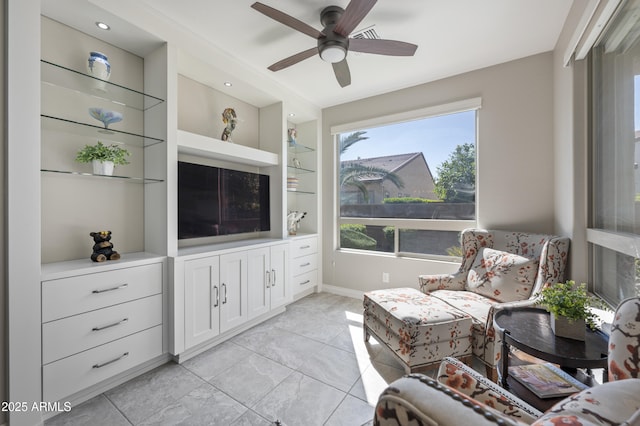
(590, 1, 640, 306)
(333, 99, 479, 259)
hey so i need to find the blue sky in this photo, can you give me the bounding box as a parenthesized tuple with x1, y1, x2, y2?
(339, 110, 476, 179)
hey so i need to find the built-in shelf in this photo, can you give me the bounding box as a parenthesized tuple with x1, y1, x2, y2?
(41, 60, 164, 111)
(177, 129, 278, 167)
(288, 143, 315, 154)
(287, 189, 315, 194)
(287, 165, 315, 174)
(41, 169, 164, 184)
(41, 115, 164, 148)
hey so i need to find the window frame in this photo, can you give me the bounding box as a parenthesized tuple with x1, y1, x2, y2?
(332, 98, 481, 260)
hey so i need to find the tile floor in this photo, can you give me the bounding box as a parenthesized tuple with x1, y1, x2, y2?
(45, 292, 422, 426)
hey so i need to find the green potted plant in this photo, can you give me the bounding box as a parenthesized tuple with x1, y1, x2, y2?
(534, 280, 606, 340)
(75, 141, 130, 176)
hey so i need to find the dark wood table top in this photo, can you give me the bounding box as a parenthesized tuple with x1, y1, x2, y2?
(494, 307, 608, 369)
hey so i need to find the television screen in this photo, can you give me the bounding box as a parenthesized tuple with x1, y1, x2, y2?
(178, 161, 270, 239)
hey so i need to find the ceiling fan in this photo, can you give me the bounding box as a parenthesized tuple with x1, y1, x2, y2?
(251, 0, 418, 88)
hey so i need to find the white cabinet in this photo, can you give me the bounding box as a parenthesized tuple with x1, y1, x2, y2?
(41, 259, 164, 402)
(184, 256, 220, 348)
(247, 242, 290, 320)
(183, 250, 248, 350)
(219, 251, 248, 333)
(290, 235, 319, 296)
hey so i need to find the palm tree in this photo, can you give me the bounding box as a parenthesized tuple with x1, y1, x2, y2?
(339, 131, 404, 203)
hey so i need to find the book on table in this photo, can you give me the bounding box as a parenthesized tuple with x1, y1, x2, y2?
(508, 363, 589, 399)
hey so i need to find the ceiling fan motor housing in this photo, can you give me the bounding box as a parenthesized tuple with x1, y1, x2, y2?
(318, 5, 349, 63)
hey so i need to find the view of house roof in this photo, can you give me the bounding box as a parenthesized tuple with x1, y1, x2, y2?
(341, 152, 427, 182)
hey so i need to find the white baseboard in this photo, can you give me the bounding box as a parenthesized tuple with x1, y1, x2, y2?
(321, 284, 364, 300)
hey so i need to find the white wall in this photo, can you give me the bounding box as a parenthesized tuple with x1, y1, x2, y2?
(322, 52, 556, 294)
(0, 2, 6, 424)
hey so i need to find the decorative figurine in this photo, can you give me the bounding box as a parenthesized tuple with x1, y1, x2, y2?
(292, 157, 301, 169)
(287, 211, 307, 235)
(221, 108, 238, 142)
(288, 128, 297, 146)
(90, 230, 120, 262)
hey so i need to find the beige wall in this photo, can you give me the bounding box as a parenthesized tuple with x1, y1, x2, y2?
(322, 52, 556, 293)
(553, 1, 590, 284)
(177, 75, 260, 148)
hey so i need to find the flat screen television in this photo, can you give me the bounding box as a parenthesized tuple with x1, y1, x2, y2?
(178, 161, 270, 239)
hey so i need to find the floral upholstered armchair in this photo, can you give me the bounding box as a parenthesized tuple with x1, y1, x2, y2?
(418, 229, 570, 379)
(374, 357, 640, 426)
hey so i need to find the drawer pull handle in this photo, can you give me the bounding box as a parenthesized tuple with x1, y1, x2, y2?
(300, 280, 311, 285)
(271, 269, 276, 287)
(222, 283, 227, 304)
(300, 245, 311, 249)
(300, 262, 311, 267)
(92, 352, 129, 369)
(265, 270, 271, 288)
(92, 283, 128, 294)
(92, 318, 129, 331)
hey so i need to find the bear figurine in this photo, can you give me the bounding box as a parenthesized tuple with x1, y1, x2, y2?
(90, 230, 121, 262)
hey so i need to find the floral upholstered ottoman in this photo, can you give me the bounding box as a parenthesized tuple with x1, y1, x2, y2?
(363, 287, 473, 373)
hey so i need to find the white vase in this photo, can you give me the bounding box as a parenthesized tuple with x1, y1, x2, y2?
(550, 312, 586, 340)
(92, 160, 114, 176)
(87, 51, 111, 91)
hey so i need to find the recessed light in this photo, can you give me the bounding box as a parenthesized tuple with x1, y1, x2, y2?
(224, 81, 233, 87)
(288, 113, 295, 117)
(96, 21, 110, 31)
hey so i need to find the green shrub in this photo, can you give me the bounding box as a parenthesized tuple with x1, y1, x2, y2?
(340, 224, 366, 232)
(383, 197, 441, 204)
(340, 228, 377, 250)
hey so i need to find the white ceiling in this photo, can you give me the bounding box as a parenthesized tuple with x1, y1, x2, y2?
(42, 0, 574, 111)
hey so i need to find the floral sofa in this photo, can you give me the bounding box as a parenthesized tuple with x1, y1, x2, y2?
(417, 229, 570, 378)
(374, 357, 640, 426)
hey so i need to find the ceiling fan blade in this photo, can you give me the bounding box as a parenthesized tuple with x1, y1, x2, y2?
(349, 38, 418, 56)
(267, 47, 318, 71)
(332, 59, 351, 88)
(334, 0, 377, 37)
(251, 2, 324, 39)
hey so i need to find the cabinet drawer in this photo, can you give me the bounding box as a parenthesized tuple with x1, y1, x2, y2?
(290, 237, 317, 257)
(42, 263, 162, 322)
(43, 325, 162, 402)
(42, 294, 162, 365)
(291, 254, 317, 277)
(293, 270, 317, 293)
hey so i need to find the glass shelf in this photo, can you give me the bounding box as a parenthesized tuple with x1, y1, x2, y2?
(287, 165, 315, 174)
(287, 189, 315, 195)
(41, 169, 164, 184)
(41, 60, 164, 111)
(42, 115, 164, 148)
(288, 143, 315, 154)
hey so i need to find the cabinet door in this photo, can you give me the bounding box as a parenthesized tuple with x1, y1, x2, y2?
(270, 243, 290, 309)
(247, 247, 270, 320)
(220, 251, 248, 333)
(184, 256, 220, 349)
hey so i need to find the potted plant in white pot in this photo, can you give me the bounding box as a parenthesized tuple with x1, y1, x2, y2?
(75, 141, 130, 176)
(535, 280, 607, 340)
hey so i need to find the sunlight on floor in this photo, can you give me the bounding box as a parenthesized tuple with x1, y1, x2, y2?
(344, 309, 406, 406)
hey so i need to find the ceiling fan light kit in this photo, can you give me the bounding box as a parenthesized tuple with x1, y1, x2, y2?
(251, 0, 417, 87)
